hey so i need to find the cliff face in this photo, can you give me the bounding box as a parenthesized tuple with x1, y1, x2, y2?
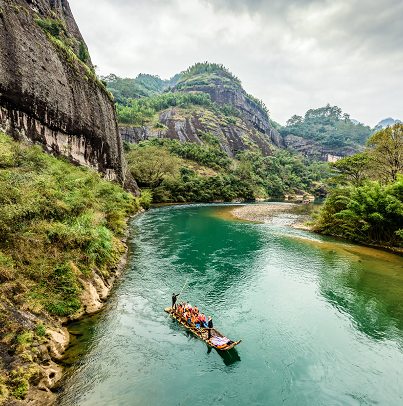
(0, 0, 139, 194)
(120, 71, 283, 157)
(174, 72, 284, 149)
(121, 108, 276, 158)
(284, 135, 359, 161)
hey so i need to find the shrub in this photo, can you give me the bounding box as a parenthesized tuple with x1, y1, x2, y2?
(78, 41, 89, 63)
(139, 189, 153, 210)
(36, 17, 64, 38)
(34, 323, 46, 337)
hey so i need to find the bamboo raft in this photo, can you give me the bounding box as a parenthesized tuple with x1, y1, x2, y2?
(164, 307, 242, 351)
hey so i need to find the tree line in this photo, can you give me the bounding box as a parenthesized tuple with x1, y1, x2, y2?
(116, 92, 240, 126)
(124, 137, 329, 204)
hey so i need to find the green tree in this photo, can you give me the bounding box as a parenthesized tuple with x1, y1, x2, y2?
(126, 145, 180, 187)
(367, 123, 403, 182)
(78, 41, 89, 63)
(314, 179, 403, 246)
(329, 152, 372, 185)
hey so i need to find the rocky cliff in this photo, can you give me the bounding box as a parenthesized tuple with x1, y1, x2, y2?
(284, 135, 359, 161)
(121, 107, 277, 158)
(0, 0, 139, 194)
(120, 71, 283, 157)
(174, 71, 284, 148)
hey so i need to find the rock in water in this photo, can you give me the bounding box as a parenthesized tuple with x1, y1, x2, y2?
(0, 0, 139, 195)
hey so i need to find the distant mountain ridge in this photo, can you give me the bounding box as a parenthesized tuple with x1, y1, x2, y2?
(376, 118, 402, 128)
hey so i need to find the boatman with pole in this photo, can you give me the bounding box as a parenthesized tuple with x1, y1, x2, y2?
(208, 316, 213, 339)
(172, 293, 181, 310)
(168, 278, 189, 319)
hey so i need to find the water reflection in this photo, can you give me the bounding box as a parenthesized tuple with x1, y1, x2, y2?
(317, 253, 403, 343)
(278, 226, 403, 344)
(213, 347, 241, 366)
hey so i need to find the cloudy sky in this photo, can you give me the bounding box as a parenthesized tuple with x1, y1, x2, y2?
(69, 0, 402, 127)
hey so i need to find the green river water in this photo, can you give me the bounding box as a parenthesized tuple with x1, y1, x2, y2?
(58, 203, 403, 406)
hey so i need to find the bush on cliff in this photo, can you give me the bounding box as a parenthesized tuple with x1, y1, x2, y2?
(78, 41, 90, 63)
(0, 133, 139, 318)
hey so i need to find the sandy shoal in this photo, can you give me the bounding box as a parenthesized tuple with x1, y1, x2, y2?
(230, 204, 297, 223)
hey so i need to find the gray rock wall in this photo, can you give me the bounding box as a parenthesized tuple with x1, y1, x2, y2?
(120, 108, 275, 158)
(0, 0, 139, 195)
(284, 135, 359, 161)
(175, 74, 284, 149)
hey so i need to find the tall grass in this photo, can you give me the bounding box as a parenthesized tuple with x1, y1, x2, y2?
(0, 133, 138, 317)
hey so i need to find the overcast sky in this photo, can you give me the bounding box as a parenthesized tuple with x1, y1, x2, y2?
(69, 0, 402, 127)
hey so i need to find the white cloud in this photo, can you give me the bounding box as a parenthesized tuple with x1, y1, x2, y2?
(69, 0, 403, 127)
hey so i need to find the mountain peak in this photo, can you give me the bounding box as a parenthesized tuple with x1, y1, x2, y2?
(376, 118, 402, 128)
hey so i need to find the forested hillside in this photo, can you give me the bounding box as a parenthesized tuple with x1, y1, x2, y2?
(102, 73, 181, 106)
(280, 104, 375, 151)
(105, 64, 379, 163)
(124, 138, 328, 203)
(117, 63, 283, 166)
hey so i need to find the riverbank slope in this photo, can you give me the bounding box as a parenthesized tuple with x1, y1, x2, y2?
(0, 133, 143, 405)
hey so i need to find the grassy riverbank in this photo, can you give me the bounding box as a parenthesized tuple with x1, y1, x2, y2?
(0, 133, 141, 403)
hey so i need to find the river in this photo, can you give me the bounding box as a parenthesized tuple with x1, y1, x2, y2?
(58, 203, 403, 406)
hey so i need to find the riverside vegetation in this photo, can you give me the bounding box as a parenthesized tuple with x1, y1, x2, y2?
(125, 139, 329, 203)
(0, 133, 149, 403)
(314, 123, 403, 248)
